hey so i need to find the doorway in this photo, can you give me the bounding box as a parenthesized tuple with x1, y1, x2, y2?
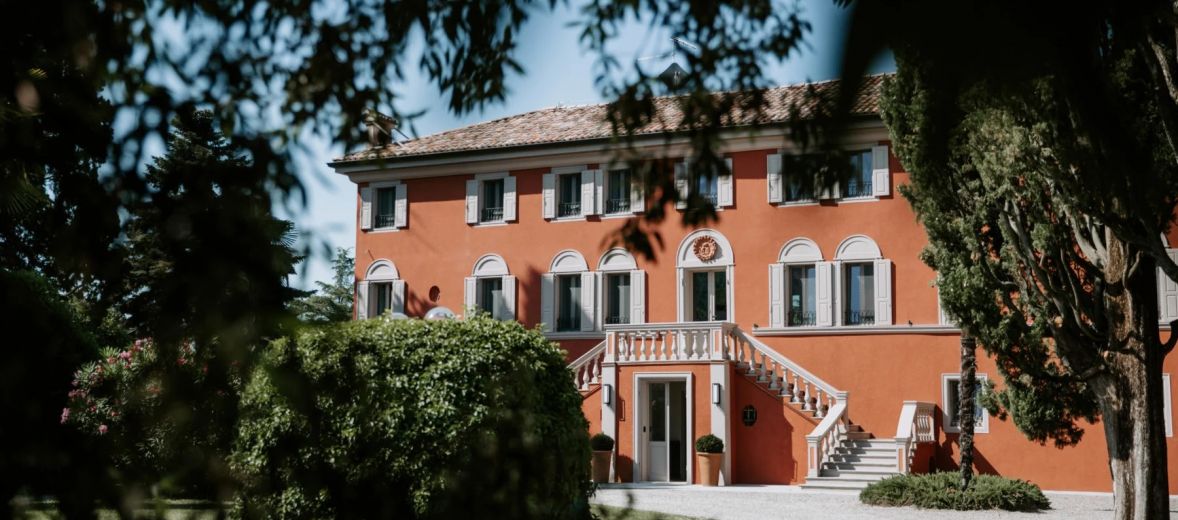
(642, 379, 688, 482)
(688, 270, 728, 322)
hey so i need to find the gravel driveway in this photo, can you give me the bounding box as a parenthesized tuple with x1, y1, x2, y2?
(591, 483, 1176, 519)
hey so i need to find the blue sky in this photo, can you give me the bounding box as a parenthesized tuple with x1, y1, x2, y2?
(288, 1, 895, 289)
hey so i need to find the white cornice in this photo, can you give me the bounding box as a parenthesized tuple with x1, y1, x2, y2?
(331, 121, 890, 184)
(751, 325, 962, 336)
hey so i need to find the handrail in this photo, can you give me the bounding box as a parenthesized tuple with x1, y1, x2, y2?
(605, 322, 738, 363)
(893, 400, 936, 473)
(728, 327, 842, 402)
(804, 402, 850, 478)
(568, 340, 606, 391)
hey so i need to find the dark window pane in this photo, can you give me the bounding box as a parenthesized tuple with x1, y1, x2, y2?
(376, 188, 396, 228)
(606, 169, 631, 213)
(606, 273, 631, 324)
(374, 282, 391, 316)
(713, 270, 727, 321)
(788, 265, 816, 326)
(478, 277, 502, 316)
(843, 263, 875, 325)
(650, 383, 666, 442)
(481, 179, 504, 222)
(692, 271, 710, 322)
(841, 150, 874, 198)
(557, 275, 581, 331)
(558, 174, 581, 217)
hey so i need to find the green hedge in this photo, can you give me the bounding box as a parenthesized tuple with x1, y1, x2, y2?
(231, 316, 592, 519)
(860, 472, 1050, 511)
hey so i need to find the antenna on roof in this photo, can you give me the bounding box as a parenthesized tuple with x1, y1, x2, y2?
(637, 37, 698, 93)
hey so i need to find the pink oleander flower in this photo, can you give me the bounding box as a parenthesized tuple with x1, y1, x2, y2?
(98, 424, 108, 435)
(60, 408, 69, 424)
(119, 350, 132, 361)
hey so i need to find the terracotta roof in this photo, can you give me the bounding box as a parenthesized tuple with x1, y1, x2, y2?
(335, 74, 886, 163)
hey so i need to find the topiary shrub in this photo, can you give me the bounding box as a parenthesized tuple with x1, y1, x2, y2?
(590, 433, 615, 452)
(231, 316, 592, 519)
(694, 434, 724, 454)
(860, 472, 1051, 511)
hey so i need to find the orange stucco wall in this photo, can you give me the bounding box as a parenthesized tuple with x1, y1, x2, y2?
(356, 144, 1178, 492)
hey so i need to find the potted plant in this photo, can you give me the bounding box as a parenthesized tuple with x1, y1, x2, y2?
(695, 434, 724, 486)
(590, 432, 614, 483)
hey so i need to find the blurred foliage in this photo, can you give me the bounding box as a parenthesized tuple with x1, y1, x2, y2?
(0, 269, 116, 517)
(288, 248, 355, 324)
(231, 316, 591, 519)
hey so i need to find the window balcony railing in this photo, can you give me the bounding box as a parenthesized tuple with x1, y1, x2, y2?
(841, 179, 874, 199)
(480, 207, 504, 222)
(843, 309, 876, 326)
(375, 214, 396, 228)
(784, 185, 816, 203)
(556, 315, 581, 332)
(557, 201, 581, 217)
(700, 193, 718, 206)
(605, 198, 630, 214)
(787, 310, 817, 327)
(605, 314, 629, 325)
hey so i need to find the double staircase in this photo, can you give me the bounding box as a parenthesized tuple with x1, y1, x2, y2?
(567, 322, 935, 491)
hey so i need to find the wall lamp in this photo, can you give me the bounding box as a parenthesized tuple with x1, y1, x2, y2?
(602, 384, 613, 406)
(712, 383, 722, 405)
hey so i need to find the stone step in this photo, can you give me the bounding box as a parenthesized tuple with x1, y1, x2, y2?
(817, 468, 899, 480)
(827, 453, 896, 464)
(822, 460, 898, 470)
(800, 477, 876, 491)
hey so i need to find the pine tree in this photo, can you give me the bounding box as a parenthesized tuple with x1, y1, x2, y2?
(289, 247, 355, 324)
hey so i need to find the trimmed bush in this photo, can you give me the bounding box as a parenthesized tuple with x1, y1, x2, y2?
(231, 316, 592, 519)
(694, 434, 724, 454)
(590, 433, 615, 451)
(860, 472, 1050, 511)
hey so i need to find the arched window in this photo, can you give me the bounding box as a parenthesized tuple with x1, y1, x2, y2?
(464, 254, 516, 320)
(675, 229, 735, 322)
(358, 260, 404, 319)
(542, 250, 594, 333)
(598, 248, 646, 326)
(834, 235, 891, 326)
(769, 238, 825, 328)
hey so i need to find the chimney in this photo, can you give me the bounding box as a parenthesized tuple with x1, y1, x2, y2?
(364, 108, 399, 149)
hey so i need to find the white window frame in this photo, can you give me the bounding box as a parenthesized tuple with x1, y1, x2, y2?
(466, 172, 517, 226)
(542, 250, 599, 337)
(833, 235, 892, 327)
(600, 168, 641, 216)
(464, 254, 516, 320)
(771, 238, 824, 328)
(675, 229, 736, 322)
(598, 248, 645, 327)
(360, 181, 407, 232)
(942, 373, 989, 434)
(356, 259, 404, 320)
(1165, 373, 1173, 437)
(769, 144, 890, 207)
(675, 157, 734, 210)
(1158, 248, 1178, 324)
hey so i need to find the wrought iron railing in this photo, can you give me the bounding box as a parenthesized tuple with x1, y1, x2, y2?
(375, 213, 396, 228)
(605, 198, 630, 213)
(841, 178, 874, 198)
(788, 310, 817, 327)
(604, 314, 629, 325)
(843, 309, 875, 326)
(558, 201, 581, 217)
(480, 207, 504, 222)
(556, 315, 581, 331)
(785, 183, 815, 202)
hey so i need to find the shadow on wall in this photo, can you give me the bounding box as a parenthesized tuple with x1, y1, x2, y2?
(935, 434, 998, 476)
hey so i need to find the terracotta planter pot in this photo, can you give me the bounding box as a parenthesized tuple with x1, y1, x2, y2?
(591, 450, 612, 483)
(696, 452, 723, 486)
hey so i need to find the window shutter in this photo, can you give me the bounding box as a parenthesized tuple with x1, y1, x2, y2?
(871, 145, 891, 197)
(769, 263, 785, 328)
(360, 187, 373, 230)
(542, 173, 555, 219)
(630, 270, 646, 324)
(1159, 249, 1178, 321)
(874, 259, 893, 325)
(937, 285, 952, 325)
(595, 169, 605, 216)
(541, 274, 555, 331)
(581, 170, 598, 216)
(816, 262, 833, 326)
(503, 176, 517, 221)
(394, 184, 408, 228)
(631, 170, 645, 213)
(500, 275, 517, 321)
(392, 280, 406, 314)
(580, 271, 596, 331)
(674, 161, 689, 209)
(464, 277, 477, 316)
(766, 153, 783, 204)
(465, 180, 479, 224)
(356, 281, 370, 320)
(718, 157, 734, 207)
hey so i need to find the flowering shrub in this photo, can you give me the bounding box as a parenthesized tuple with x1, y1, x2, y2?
(64, 338, 238, 494)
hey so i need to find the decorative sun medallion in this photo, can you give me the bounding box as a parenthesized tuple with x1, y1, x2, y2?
(693, 236, 719, 262)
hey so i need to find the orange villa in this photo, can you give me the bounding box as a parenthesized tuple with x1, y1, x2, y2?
(329, 75, 1178, 492)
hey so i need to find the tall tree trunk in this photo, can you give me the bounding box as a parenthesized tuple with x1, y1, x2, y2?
(959, 334, 977, 490)
(1086, 234, 1170, 520)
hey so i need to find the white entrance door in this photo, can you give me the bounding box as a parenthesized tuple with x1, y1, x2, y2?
(644, 380, 688, 482)
(689, 270, 728, 322)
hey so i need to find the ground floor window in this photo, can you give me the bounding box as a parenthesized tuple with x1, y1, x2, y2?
(477, 277, 504, 317)
(842, 262, 875, 325)
(787, 264, 816, 326)
(372, 282, 393, 316)
(942, 373, 989, 433)
(604, 272, 632, 325)
(690, 270, 727, 322)
(556, 274, 582, 331)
